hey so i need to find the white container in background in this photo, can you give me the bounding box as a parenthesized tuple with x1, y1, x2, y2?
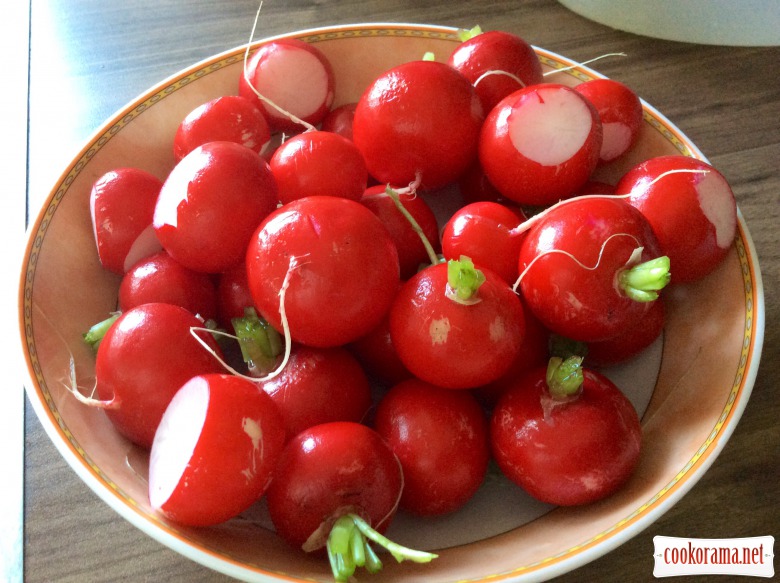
(558, 0, 780, 46)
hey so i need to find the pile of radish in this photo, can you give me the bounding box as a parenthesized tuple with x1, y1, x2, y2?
(82, 25, 738, 581)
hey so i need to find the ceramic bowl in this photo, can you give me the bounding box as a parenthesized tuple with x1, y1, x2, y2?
(19, 23, 764, 583)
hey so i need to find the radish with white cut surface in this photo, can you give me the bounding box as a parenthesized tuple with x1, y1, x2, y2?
(478, 83, 602, 206)
(575, 78, 643, 163)
(615, 155, 738, 283)
(90, 167, 163, 274)
(239, 38, 335, 134)
(149, 373, 285, 527)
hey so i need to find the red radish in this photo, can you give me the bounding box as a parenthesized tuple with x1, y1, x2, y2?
(149, 373, 285, 526)
(575, 179, 616, 196)
(118, 250, 217, 321)
(259, 345, 373, 442)
(321, 102, 357, 141)
(352, 60, 484, 190)
(173, 95, 271, 162)
(270, 130, 367, 204)
(374, 378, 490, 516)
(575, 78, 643, 163)
(246, 196, 400, 347)
(458, 160, 508, 205)
(239, 38, 335, 133)
(479, 83, 603, 206)
(94, 303, 224, 448)
(216, 262, 256, 329)
(586, 295, 665, 367)
(390, 257, 525, 389)
(615, 155, 738, 283)
(491, 357, 642, 506)
(349, 313, 412, 387)
(361, 185, 441, 279)
(447, 29, 544, 114)
(441, 201, 527, 285)
(153, 141, 278, 273)
(90, 167, 163, 274)
(266, 421, 436, 580)
(518, 196, 669, 343)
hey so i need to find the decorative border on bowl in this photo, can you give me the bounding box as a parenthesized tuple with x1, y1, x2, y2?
(19, 24, 762, 583)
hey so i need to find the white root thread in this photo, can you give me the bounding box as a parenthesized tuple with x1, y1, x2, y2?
(543, 52, 628, 77)
(473, 69, 526, 90)
(512, 232, 642, 293)
(33, 302, 118, 410)
(242, 2, 317, 133)
(508, 168, 711, 239)
(189, 255, 306, 383)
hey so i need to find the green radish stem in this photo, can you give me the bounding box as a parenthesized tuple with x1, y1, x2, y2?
(457, 25, 483, 42)
(546, 355, 584, 399)
(83, 312, 121, 351)
(384, 185, 441, 267)
(231, 307, 284, 375)
(619, 255, 671, 302)
(446, 256, 485, 304)
(326, 514, 437, 582)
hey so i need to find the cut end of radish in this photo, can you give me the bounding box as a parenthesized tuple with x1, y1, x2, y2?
(123, 224, 163, 272)
(600, 122, 632, 162)
(508, 87, 593, 166)
(153, 148, 207, 229)
(696, 170, 737, 249)
(149, 376, 210, 510)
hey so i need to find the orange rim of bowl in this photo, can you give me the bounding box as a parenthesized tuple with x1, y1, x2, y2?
(18, 24, 764, 582)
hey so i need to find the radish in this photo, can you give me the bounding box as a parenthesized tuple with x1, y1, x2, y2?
(90, 167, 163, 274)
(239, 38, 335, 134)
(149, 373, 285, 526)
(321, 102, 358, 141)
(447, 28, 544, 114)
(574, 78, 643, 163)
(173, 95, 271, 162)
(352, 60, 484, 190)
(479, 83, 603, 206)
(270, 130, 368, 204)
(615, 155, 738, 283)
(154, 141, 278, 273)
(349, 314, 412, 387)
(118, 250, 218, 321)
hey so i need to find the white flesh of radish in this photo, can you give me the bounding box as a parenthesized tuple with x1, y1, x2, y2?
(123, 224, 163, 272)
(153, 148, 206, 228)
(255, 47, 331, 121)
(600, 121, 632, 162)
(149, 376, 210, 510)
(696, 170, 737, 249)
(508, 88, 592, 166)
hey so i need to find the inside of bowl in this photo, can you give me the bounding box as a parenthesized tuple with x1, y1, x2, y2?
(22, 25, 755, 583)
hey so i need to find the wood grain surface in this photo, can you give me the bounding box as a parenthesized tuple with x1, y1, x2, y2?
(24, 1, 779, 582)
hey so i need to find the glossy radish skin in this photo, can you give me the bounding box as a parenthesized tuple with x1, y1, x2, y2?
(239, 38, 335, 134)
(216, 262, 256, 329)
(441, 201, 527, 285)
(491, 361, 642, 506)
(586, 296, 665, 367)
(259, 345, 373, 442)
(270, 130, 367, 204)
(518, 197, 665, 343)
(321, 102, 357, 141)
(374, 379, 490, 516)
(574, 78, 643, 163)
(390, 260, 526, 389)
(153, 141, 278, 273)
(95, 303, 224, 449)
(173, 95, 271, 162)
(118, 250, 217, 321)
(149, 373, 285, 526)
(479, 83, 603, 206)
(90, 167, 163, 274)
(266, 421, 403, 550)
(349, 314, 412, 387)
(615, 155, 737, 283)
(447, 30, 544, 114)
(361, 185, 441, 279)
(352, 60, 484, 190)
(246, 196, 400, 347)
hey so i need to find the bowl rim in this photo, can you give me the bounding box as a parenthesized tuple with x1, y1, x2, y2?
(18, 22, 766, 583)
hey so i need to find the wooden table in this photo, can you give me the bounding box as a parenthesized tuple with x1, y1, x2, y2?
(23, 1, 779, 581)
